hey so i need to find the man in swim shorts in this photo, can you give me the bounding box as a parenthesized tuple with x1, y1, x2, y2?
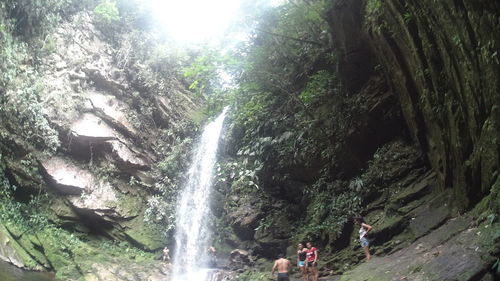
(272, 254, 291, 281)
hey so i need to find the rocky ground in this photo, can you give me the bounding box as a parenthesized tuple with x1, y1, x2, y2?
(218, 140, 499, 281)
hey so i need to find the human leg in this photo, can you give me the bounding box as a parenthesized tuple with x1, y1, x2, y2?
(313, 265, 319, 281)
(363, 246, 371, 260)
(360, 238, 371, 260)
(301, 266, 308, 281)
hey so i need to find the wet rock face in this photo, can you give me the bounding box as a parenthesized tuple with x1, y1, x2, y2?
(328, 0, 500, 210)
(327, 0, 375, 94)
(359, 0, 500, 209)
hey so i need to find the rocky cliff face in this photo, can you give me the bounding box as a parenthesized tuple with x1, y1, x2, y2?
(330, 0, 499, 210)
(0, 11, 201, 280)
(214, 1, 499, 280)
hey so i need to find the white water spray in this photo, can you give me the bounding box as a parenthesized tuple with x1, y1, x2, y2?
(171, 108, 228, 281)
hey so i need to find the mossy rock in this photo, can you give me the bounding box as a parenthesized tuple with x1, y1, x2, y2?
(114, 191, 144, 218)
(121, 217, 165, 251)
(390, 172, 434, 206)
(37, 234, 73, 269)
(488, 176, 500, 215)
(49, 197, 79, 220)
(0, 224, 42, 270)
(17, 234, 51, 269)
(370, 215, 406, 244)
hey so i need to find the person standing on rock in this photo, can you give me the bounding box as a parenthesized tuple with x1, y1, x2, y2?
(208, 246, 217, 268)
(305, 242, 318, 281)
(297, 243, 308, 281)
(354, 216, 372, 261)
(162, 247, 170, 262)
(272, 254, 291, 281)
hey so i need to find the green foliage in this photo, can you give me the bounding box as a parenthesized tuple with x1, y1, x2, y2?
(299, 70, 337, 105)
(94, 0, 120, 23)
(364, 0, 386, 33)
(222, 0, 374, 247)
(145, 137, 194, 232)
(0, 169, 49, 232)
(182, 48, 241, 118)
(183, 49, 223, 95)
(0, 0, 72, 38)
(0, 3, 60, 152)
(296, 178, 363, 243)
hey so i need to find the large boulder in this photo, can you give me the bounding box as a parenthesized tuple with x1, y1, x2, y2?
(229, 203, 263, 241)
(227, 249, 254, 271)
(69, 113, 150, 171)
(39, 157, 93, 195)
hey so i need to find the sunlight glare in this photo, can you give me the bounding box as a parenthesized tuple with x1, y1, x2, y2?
(149, 0, 241, 44)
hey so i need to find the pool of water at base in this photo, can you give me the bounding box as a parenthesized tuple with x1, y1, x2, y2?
(0, 261, 56, 281)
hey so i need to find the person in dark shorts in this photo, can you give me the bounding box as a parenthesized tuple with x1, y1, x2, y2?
(354, 216, 373, 261)
(305, 242, 318, 281)
(272, 254, 291, 281)
(297, 243, 308, 281)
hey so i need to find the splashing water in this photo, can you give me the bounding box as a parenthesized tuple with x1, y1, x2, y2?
(171, 108, 228, 281)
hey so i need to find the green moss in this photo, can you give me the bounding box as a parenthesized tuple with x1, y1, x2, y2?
(17, 234, 51, 268)
(489, 176, 500, 215)
(470, 194, 491, 218)
(407, 263, 423, 274)
(372, 215, 405, 236)
(0, 224, 41, 270)
(122, 217, 165, 251)
(234, 271, 269, 281)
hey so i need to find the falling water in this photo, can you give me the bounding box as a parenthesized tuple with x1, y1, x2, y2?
(171, 108, 228, 281)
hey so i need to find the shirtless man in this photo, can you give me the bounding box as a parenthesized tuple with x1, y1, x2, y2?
(162, 247, 170, 262)
(271, 254, 291, 281)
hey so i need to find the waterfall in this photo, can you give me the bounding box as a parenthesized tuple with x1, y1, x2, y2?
(171, 108, 228, 281)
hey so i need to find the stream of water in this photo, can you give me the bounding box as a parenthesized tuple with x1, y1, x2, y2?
(171, 108, 228, 281)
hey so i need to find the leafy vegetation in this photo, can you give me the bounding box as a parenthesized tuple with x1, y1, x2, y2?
(94, 0, 120, 23)
(0, 2, 61, 151)
(213, 0, 370, 245)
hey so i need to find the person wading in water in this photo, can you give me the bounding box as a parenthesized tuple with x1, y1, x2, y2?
(354, 216, 373, 261)
(297, 243, 308, 281)
(305, 242, 318, 281)
(271, 254, 291, 281)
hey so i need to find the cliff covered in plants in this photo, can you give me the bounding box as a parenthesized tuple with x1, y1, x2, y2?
(0, 1, 205, 279)
(210, 0, 499, 280)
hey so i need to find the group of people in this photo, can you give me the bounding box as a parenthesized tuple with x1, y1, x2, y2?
(272, 217, 373, 281)
(272, 241, 319, 281)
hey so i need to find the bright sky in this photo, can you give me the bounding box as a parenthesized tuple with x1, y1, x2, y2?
(149, 0, 284, 44)
(149, 0, 241, 44)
